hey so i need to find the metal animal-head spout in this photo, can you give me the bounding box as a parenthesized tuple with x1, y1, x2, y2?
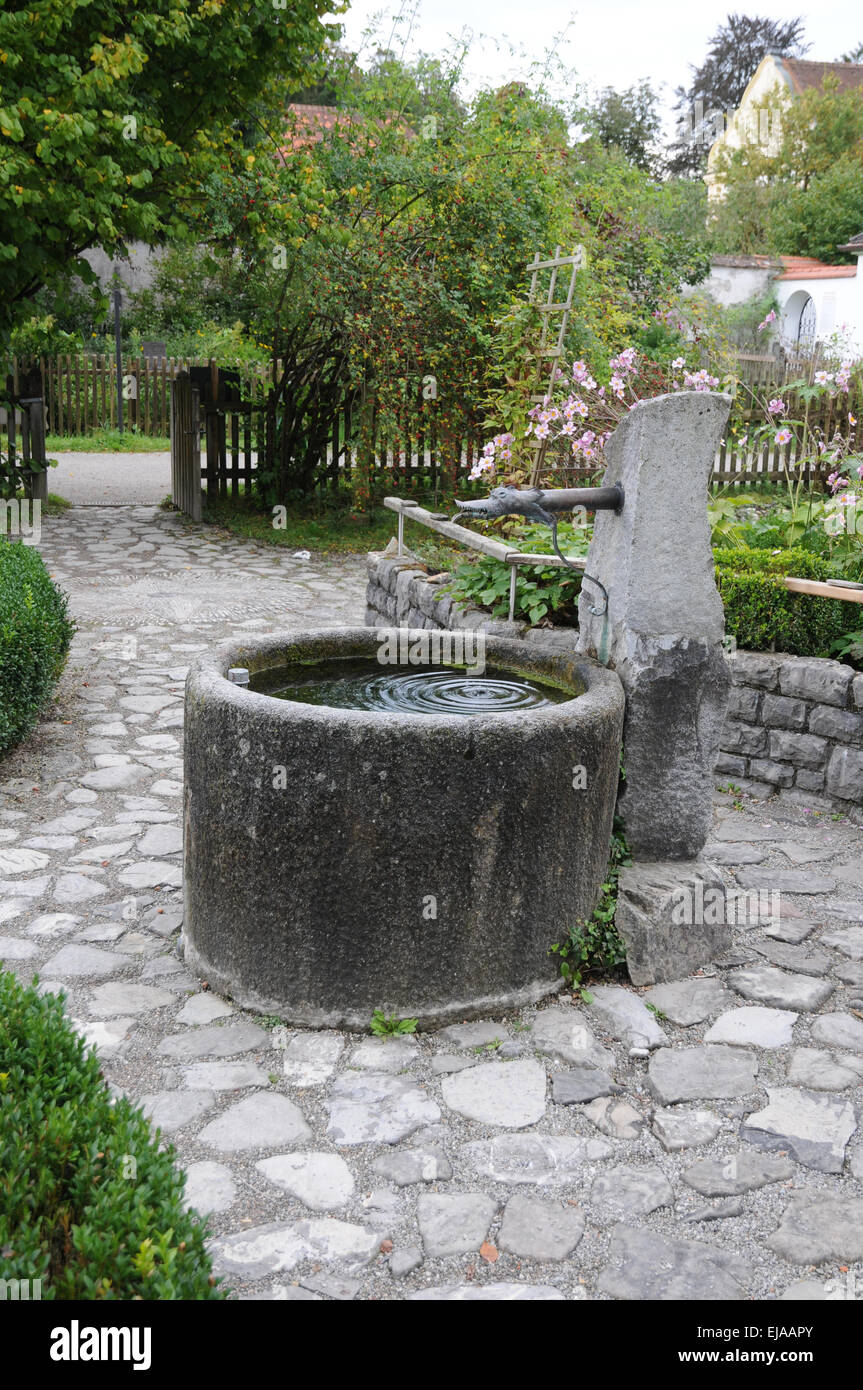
(453, 486, 548, 523)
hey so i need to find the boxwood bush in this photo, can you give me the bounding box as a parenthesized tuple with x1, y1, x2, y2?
(0, 971, 225, 1300)
(716, 546, 852, 660)
(0, 541, 75, 755)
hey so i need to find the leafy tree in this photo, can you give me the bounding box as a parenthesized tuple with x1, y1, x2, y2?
(711, 80, 863, 259)
(839, 41, 863, 63)
(580, 81, 663, 175)
(669, 12, 809, 175)
(0, 0, 337, 339)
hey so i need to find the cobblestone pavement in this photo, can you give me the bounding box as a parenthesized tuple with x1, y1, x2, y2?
(3, 505, 863, 1301)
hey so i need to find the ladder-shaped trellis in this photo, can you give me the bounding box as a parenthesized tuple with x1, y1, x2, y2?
(525, 245, 584, 484)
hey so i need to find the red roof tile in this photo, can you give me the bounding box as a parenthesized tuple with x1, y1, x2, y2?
(776, 255, 857, 280)
(777, 58, 863, 96)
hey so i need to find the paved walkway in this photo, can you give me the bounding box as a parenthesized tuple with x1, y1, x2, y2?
(2, 505, 863, 1301)
(48, 452, 171, 505)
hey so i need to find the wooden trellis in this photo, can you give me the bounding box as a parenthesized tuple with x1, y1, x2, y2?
(525, 245, 585, 484)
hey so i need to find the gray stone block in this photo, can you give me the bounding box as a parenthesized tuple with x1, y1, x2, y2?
(615, 860, 732, 986)
(826, 746, 863, 804)
(727, 686, 761, 721)
(433, 592, 454, 624)
(748, 758, 794, 787)
(727, 651, 782, 690)
(761, 693, 808, 730)
(723, 721, 766, 756)
(415, 580, 439, 620)
(395, 568, 421, 622)
(714, 752, 747, 776)
(795, 768, 825, 791)
(853, 674, 863, 710)
(450, 606, 486, 631)
(778, 656, 854, 708)
(524, 627, 577, 653)
(809, 704, 863, 745)
(768, 729, 828, 768)
(577, 391, 732, 860)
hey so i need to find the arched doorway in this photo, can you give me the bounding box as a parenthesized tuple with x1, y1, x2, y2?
(781, 290, 816, 348)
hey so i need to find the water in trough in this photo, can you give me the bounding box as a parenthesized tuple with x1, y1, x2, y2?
(249, 657, 575, 716)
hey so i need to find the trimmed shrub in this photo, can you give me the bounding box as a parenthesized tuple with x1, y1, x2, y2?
(716, 546, 851, 659)
(0, 541, 75, 755)
(0, 971, 225, 1300)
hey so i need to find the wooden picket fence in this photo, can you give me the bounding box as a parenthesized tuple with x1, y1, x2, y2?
(4, 354, 280, 438)
(168, 369, 489, 519)
(6, 351, 862, 498)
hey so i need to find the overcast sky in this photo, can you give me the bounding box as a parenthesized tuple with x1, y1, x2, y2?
(334, 0, 861, 130)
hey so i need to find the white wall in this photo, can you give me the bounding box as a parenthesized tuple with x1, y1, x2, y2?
(81, 241, 166, 295)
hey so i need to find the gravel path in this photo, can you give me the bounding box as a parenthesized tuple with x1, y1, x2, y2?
(2, 504, 863, 1301)
(48, 451, 172, 505)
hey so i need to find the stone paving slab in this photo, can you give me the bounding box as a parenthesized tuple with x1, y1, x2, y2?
(1, 504, 863, 1300)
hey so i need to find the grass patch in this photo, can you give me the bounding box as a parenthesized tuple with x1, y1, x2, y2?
(45, 430, 171, 453)
(203, 490, 466, 568)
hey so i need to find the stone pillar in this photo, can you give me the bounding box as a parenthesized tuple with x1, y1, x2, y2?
(577, 390, 732, 861)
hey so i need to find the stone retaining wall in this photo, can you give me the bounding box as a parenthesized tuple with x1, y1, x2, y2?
(718, 651, 863, 806)
(365, 551, 863, 807)
(364, 550, 578, 655)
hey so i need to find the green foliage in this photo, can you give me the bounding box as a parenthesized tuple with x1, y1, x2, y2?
(370, 1010, 418, 1037)
(712, 80, 863, 260)
(716, 546, 853, 660)
(444, 520, 588, 624)
(550, 829, 631, 996)
(0, 542, 74, 755)
(8, 313, 81, 357)
(0, 970, 224, 1299)
(0, 0, 337, 337)
(832, 627, 863, 664)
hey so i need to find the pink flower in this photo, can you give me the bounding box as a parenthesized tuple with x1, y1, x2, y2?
(683, 369, 719, 393)
(571, 361, 596, 389)
(671, 356, 686, 371)
(609, 347, 637, 376)
(775, 428, 792, 446)
(757, 310, 777, 332)
(768, 398, 785, 415)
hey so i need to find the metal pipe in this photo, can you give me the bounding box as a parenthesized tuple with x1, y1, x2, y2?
(113, 288, 124, 434)
(529, 484, 624, 513)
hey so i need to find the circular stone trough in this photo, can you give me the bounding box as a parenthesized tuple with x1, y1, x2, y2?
(183, 627, 624, 1029)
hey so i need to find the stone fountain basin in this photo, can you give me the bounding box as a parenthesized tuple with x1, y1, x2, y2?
(183, 627, 624, 1029)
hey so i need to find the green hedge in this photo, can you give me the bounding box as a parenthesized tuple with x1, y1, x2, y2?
(0, 971, 225, 1300)
(716, 546, 850, 659)
(0, 541, 74, 755)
